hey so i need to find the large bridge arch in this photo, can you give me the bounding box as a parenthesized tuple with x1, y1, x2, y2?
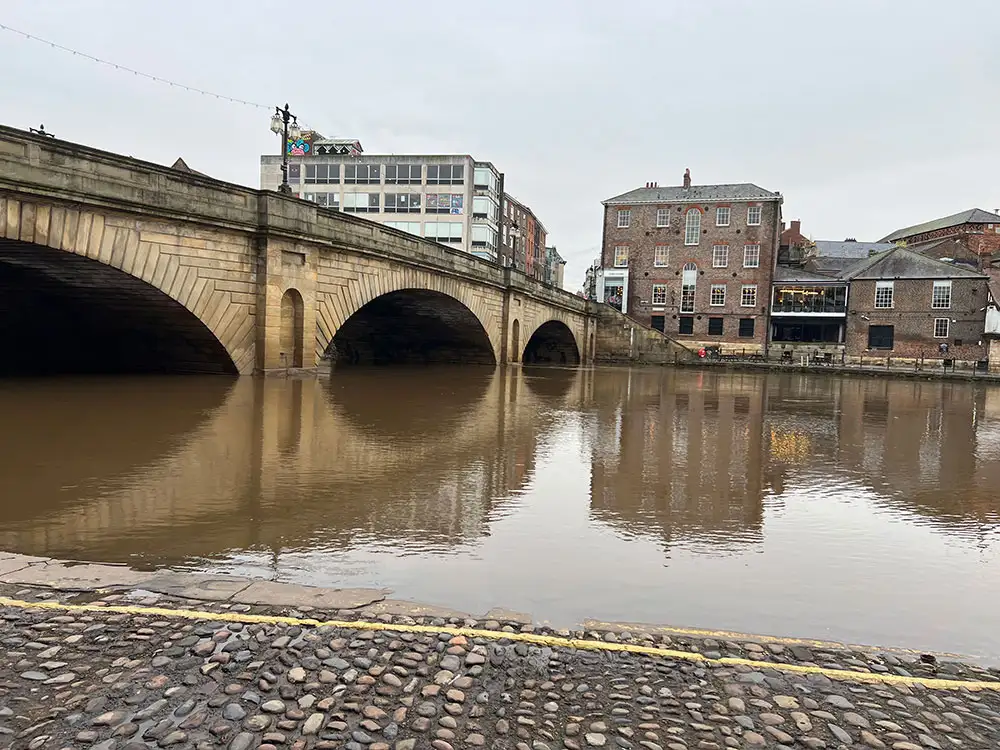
(0, 197, 256, 374)
(315, 268, 502, 366)
(522, 319, 582, 365)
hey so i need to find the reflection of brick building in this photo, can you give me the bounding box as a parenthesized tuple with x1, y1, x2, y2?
(599, 170, 782, 352)
(588, 369, 767, 551)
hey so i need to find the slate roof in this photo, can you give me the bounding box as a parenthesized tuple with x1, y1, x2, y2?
(840, 247, 987, 280)
(773, 266, 842, 283)
(812, 240, 895, 258)
(603, 183, 780, 205)
(879, 208, 1000, 242)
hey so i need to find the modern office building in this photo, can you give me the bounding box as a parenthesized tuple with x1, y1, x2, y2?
(260, 132, 502, 260)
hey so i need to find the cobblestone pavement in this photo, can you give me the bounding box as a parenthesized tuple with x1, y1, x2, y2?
(2, 587, 1000, 750)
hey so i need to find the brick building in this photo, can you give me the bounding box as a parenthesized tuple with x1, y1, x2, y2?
(842, 247, 989, 363)
(599, 170, 782, 352)
(501, 194, 548, 280)
(880, 208, 1000, 258)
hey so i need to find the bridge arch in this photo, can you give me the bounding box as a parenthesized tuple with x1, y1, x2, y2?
(522, 319, 582, 365)
(316, 270, 501, 366)
(0, 198, 255, 374)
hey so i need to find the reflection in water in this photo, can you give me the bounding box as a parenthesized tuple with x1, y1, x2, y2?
(0, 369, 999, 657)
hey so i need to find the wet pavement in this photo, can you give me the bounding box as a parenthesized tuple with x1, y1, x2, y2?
(2, 576, 1000, 750)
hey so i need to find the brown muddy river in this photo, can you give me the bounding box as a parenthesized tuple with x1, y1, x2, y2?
(1, 367, 998, 658)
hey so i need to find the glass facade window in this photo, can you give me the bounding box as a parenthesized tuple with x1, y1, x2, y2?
(424, 221, 463, 243)
(342, 193, 379, 212)
(385, 165, 422, 184)
(304, 163, 339, 184)
(427, 165, 464, 185)
(384, 193, 421, 213)
(771, 285, 848, 314)
(344, 164, 380, 184)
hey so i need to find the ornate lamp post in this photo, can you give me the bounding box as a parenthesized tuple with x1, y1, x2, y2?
(270, 103, 301, 194)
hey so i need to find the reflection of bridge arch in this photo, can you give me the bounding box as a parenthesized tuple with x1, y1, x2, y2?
(0, 369, 586, 564)
(0, 233, 247, 374)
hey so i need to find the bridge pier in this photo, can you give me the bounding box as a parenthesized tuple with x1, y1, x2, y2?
(256, 237, 318, 375)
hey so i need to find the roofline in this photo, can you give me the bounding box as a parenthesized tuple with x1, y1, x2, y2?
(851, 274, 988, 281)
(602, 194, 782, 206)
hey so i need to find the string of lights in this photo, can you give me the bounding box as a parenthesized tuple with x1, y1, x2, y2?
(0, 23, 270, 110)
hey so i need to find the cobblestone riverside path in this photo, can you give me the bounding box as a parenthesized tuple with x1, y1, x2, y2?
(2, 587, 1000, 750)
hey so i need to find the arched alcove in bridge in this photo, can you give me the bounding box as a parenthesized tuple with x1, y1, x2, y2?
(0, 239, 238, 375)
(326, 289, 497, 367)
(522, 320, 581, 365)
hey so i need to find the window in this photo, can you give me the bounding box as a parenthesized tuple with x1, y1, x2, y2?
(710, 284, 726, 306)
(502, 225, 508, 244)
(875, 281, 894, 308)
(716, 207, 731, 226)
(652, 284, 668, 305)
(934, 318, 950, 338)
(747, 206, 762, 226)
(385, 221, 421, 235)
(303, 192, 339, 210)
(384, 193, 421, 213)
(424, 221, 463, 243)
(471, 225, 496, 249)
(738, 318, 755, 338)
(426, 194, 464, 214)
(287, 163, 300, 183)
(712, 244, 729, 268)
(473, 167, 498, 191)
(341, 193, 379, 213)
(708, 317, 724, 335)
(741, 284, 757, 307)
(684, 209, 701, 245)
(743, 244, 760, 268)
(385, 164, 422, 184)
(932, 280, 952, 309)
(613, 246, 629, 267)
(653, 245, 669, 267)
(868, 324, 894, 350)
(427, 164, 464, 185)
(472, 196, 498, 221)
(680, 285, 695, 312)
(304, 163, 340, 184)
(656, 208, 670, 227)
(651, 315, 665, 332)
(344, 164, 380, 184)
(678, 316, 694, 335)
(617, 209, 631, 228)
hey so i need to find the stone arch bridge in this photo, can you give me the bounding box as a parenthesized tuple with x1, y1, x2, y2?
(0, 126, 595, 375)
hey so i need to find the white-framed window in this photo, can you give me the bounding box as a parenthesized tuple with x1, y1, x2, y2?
(653, 245, 669, 267)
(932, 280, 952, 309)
(712, 244, 729, 268)
(617, 209, 631, 228)
(875, 281, 894, 308)
(680, 262, 697, 312)
(652, 284, 668, 305)
(716, 207, 731, 226)
(684, 209, 701, 245)
(342, 192, 379, 213)
(710, 284, 726, 306)
(423, 221, 463, 243)
(614, 246, 629, 267)
(747, 206, 762, 226)
(743, 244, 761, 268)
(741, 284, 757, 307)
(656, 208, 670, 227)
(934, 318, 950, 338)
(384, 221, 421, 235)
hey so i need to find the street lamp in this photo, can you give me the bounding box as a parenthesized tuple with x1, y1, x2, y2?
(270, 103, 301, 194)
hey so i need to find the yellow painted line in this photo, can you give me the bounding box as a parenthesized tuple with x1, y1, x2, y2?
(582, 619, 968, 659)
(1, 596, 998, 692)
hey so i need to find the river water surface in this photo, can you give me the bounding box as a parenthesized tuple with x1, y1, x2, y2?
(1, 367, 998, 658)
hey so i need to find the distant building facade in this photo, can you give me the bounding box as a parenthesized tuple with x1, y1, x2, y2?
(545, 246, 566, 288)
(260, 133, 501, 261)
(500, 194, 548, 280)
(880, 208, 1000, 258)
(599, 170, 783, 352)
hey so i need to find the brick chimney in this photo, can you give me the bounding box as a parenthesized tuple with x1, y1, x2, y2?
(790, 220, 801, 235)
(682, 168, 691, 188)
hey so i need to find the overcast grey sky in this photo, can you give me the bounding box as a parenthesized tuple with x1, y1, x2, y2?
(2, 1, 998, 288)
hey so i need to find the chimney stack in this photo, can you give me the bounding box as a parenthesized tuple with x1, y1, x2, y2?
(682, 168, 691, 189)
(791, 220, 801, 234)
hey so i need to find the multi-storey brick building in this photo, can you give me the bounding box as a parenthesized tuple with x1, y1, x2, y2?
(500, 194, 548, 280)
(599, 170, 782, 352)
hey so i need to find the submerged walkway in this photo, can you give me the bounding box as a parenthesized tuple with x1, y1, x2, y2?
(2, 567, 1000, 750)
